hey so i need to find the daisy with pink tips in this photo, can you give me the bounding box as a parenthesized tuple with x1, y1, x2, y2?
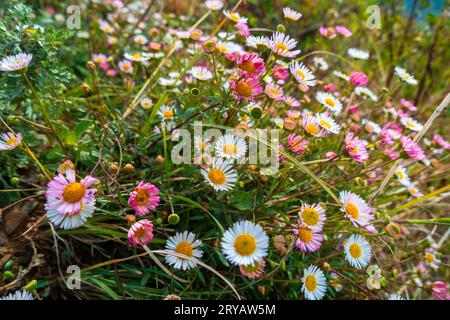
(400, 135, 426, 160)
(237, 52, 265, 77)
(0, 132, 22, 151)
(264, 83, 284, 100)
(287, 133, 308, 153)
(128, 219, 154, 246)
(268, 32, 301, 58)
(339, 190, 372, 228)
(128, 181, 160, 215)
(302, 115, 327, 137)
(45, 161, 99, 229)
(294, 224, 323, 253)
(239, 259, 266, 280)
(345, 132, 369, 163)
(231, 77, 263, 101)
(335, 26, 352, 37)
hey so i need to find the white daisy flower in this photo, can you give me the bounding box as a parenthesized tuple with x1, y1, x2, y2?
(347, 48, 369, 60)
(313, 57, 329, 71)
(140, 98, 152, 109)
(214, 134, 247, 160)
(339, 191, 372, 228)
(301, 265, 327, 300)
(205, 0, 224, 11)
(0, 290, 34, 300)
(245, 36, 269, 49)
(272, 117, 284, 128)
(405, 182, 423, 198)
(99, 20, 115, 33)
(316, 91, 343, 114)
(362, 119, 382, 134)
(388, 294, 406, 300)
(395, 66, 417, 85)
(268, 32, 301, 58)
(189, 66, 213, 81)
(0, 53, 33, 72)
(217, 32, 236, 40)
(400, 117, 423, 132)
(298, 203, 326, 231)
(395, 165, 411, 186)
(133, 34, 148, 45)
(221, 220, 269, 266)
(355, 86, 378, 101)
(283, 7, 302, 21)
(223, 10, 248, 24)
(330, 272, 343, 292)
(194, 135, 212, 154)
(124, 52, 151, 62)
(216, 41, 243, 54)
(158, 105, 176, 122)
(201, 158, 237, 192)
(290, 61, 316, 87)
(0, 132, 22, 151)
(165, 231, 203, 270)
(344, 234, 372, 269)
(424, 248, 441, 270)
(158, 77, 181, 86)
(315, 113, 341, 134)
(45, 198, 95, 230)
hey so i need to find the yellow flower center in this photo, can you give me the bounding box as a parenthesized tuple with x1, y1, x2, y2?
(132, 53, 143, 59)
(208, 168, 226, 185)
(134, 227, 146, 238)
(345, 203, 359, 219)
(296, 70, 305, 80)
(396, 170, 404, 180)
(229, 13, 240, 22)
(319, 119, 331, 129)
(275, 42, 288, 53)
(63, 182, 86, 203)
(325, 97, 336, 107)
(305, 275, 317, 291)
(305, 123, 319, 136)
(239, 61, 256, 74)
(402, 73, 410, 80)
(409, 188, 417, 195)
(175, 241, 193, 257)
(5, 136, 17, 146)
(302, 208, 319, 226)
(234, 234, 257, 256)
(349, 243, 362, 259)
(223, 144, 238, 155)
(134, 188, 149, 206)
(236, 81, 252, 97)
(406, 122, 415, 128)
(298, 227, 313, 243)
(217, 45, 228, 53)
(426, 253, 434, 263)
(163, 110, 174, 118)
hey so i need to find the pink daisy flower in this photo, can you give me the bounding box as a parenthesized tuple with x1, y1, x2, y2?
(239, 259, 266, 280)
(345, 132, 369, 163)
(302, 115, 327, 137)
(231, 77, 263, 101)
(339, 190, 373, 228)
(264, 83, 284, 100)
(287, 133, 308, 153)
(433, 134, 450, 150)
(237, 52, 265, 77)
(319, 26, 336, 38)
(349, 71, 369, 86)
(400, 98, 418, 112)
(294, 225, 323, 253)
(128, 181, 160, 215)
(400, 135, 426, 160)
(335, 25, 352, 37)
(128, 219, 154, 246)
(432, 281, 450, 300)
(272, 66, 289, 80)
(235, 23, 250, 36)
(45, 166, 98, 216)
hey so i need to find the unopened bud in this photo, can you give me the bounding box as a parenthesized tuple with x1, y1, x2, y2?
(87, 61, 96, 69)
(124, 163, 134, 172)
(156, 155, 165, 164)
(202, 39, 216, 54)
(277, 24, 286, 33)
(125, 214, 136, 223)
(24, 279, 38, 292)
(168, 213, 180, 225)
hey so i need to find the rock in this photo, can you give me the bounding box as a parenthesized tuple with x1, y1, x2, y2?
(2, 201, 38, 236)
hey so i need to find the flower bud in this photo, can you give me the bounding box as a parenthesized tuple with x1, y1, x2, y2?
(10, 177, 20, 185)
(123, 163, 134, 173)
(86, 61, 96, 69)
(202, 39, 216, 54)
(156, 155, 165, 164)
(24, 279, 38, 292)
(168, 213, 180, 225)
(277, 24, 286, 33)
